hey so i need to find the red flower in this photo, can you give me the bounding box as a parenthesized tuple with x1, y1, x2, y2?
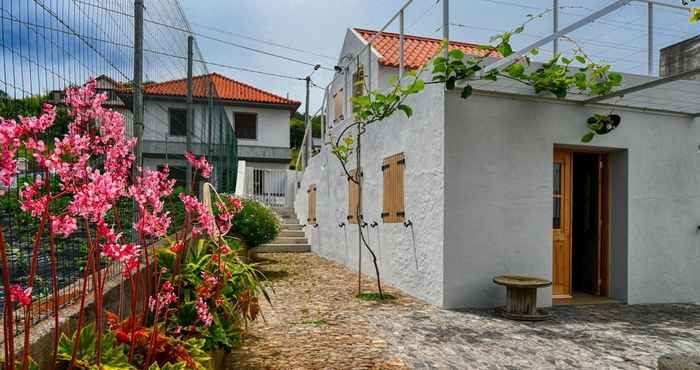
(9, 285, 32, 306)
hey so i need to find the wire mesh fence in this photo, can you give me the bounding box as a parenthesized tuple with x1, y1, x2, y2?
(0, 0, 237, 336)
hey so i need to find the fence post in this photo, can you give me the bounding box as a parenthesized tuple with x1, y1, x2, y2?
(186, 35, 194, 194)
(304, 76, 311, 168)
(399, 9, 405, 78)
(553, 0, 559, 55)
(648, 2, 654, 75)
(132, 0, 144, 241)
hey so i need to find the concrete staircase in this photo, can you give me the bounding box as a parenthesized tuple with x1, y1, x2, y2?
(252, 208, 310, 253)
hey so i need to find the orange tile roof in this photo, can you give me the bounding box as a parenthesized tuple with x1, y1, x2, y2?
(133, 73, 300, 109)
(353, 28, 500, 69)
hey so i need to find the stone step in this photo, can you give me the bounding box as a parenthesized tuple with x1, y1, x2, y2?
(281, 224, 304, 230)
(273, 209, 297, 217)
(253, 244, 311, 253)
(270, 237, 308, 245)
(279, 230, 305, 238)
(281, 217, 300, 224)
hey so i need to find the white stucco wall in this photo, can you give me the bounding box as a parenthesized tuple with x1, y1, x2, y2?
(295, 70, 446, 306)
(444, 91, 700, 308)
(143, 100, 290, 149)
(225, 105, 290, 148)
(143, 100, 210, 144)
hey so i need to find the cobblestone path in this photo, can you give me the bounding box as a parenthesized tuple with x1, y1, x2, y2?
(228, 253, 700, 370)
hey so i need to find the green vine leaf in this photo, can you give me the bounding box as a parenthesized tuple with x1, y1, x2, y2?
(691, 8, 700, 23)
(397, 104, 413, 118)
(461, 85, 473, 99)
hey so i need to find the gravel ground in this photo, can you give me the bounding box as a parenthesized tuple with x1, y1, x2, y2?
(227, 253, 700, 370)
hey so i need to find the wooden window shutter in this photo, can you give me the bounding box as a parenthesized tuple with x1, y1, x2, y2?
(352, 66, 365, 97)
(307, 184, 317, 224)
(347, 169, 361, 224)
(381, 153, 406, 223)
(334, 89, 344, 122)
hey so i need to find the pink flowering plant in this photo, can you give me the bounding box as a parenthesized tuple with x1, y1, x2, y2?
(0, 79, 267, 370)
(156, 181, 267, 352)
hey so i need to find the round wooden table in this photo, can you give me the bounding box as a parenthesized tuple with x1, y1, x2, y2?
(493, 275, 552, 321)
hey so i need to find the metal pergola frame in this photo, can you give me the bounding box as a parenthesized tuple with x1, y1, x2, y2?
(479, 0, 700, 118)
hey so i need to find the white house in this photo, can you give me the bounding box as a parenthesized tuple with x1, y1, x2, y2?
(294, 28, 700, 309)
(122, 73, 300, 193)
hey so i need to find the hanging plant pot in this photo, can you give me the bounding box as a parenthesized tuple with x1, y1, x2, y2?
(582, 114, 622, 142)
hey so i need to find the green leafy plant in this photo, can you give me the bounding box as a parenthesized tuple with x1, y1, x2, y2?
(56, 323, 134, 369)
(229, 198, 280, 248)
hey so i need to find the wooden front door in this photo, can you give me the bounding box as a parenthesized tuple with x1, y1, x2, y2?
(553, 150, 572, 298)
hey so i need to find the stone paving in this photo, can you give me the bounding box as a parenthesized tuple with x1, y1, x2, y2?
(228, 253, 700, 369)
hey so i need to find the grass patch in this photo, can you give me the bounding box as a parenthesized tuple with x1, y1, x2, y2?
(303, 319, 328, 326)
(356, 292, 396, 302)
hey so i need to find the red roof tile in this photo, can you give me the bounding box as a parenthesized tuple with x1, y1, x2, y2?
(134, 73, 300, 109)
(353, 28, 500, 69)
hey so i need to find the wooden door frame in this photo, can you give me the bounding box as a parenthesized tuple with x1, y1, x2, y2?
(552, 150, 572, 299)
(553, 148, 610, 298)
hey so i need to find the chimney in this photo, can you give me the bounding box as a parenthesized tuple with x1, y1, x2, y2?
(659, 35, 700, 78)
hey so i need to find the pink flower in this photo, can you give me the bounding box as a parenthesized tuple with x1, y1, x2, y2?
(179, 193, 218, 237)
(200, 271, 218, 288)
(0, 148, 17, 188)
(9, 285, 32, 306)
(130, 167, 175, 238)
(20, 180, 49, 217)
(148, 281, 177, 313)
(51, 215, 78, 237)
(102, 242, 139, 263)
(69, 170, 124, 222)
(19, 104, 56, 136)
(185, 152, 213, 179)
(227, 195, 243, 213)
(195, 297, 213, 327)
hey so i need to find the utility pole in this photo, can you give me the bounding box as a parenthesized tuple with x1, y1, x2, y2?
(132, 0, 144, 243)
(443, 0, 449, 59)
(133, 0, 144, 173)
(304, 75, 311, 169)
(553, 0, 560, 55)
(186, 35, 194, 194)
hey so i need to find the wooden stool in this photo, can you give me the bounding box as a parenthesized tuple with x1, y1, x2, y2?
(493, 275, 552, 321)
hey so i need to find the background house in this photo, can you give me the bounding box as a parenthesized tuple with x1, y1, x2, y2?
(294, 28, 700, 309)
(137, 73, 299, 186)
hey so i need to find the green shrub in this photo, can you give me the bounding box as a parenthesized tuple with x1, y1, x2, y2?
(230, 198, 280, 248)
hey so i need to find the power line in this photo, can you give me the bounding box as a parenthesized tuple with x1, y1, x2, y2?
(189, 21, 337, 61)
(409, 0, 441, 28)
(70, 0, 334, 71)
(31, 0, 130, 80)
(142, 49, 307, 81)
(0, 16, 307, 82)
